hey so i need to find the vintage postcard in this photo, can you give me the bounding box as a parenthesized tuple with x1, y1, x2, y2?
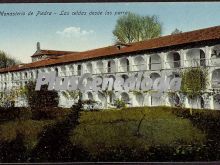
(0, 2, 220, 163)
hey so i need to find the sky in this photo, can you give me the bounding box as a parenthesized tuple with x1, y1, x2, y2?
(0, 2, 220, 63)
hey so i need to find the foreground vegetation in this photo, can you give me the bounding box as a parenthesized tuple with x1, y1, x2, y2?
(0, 106, 220, 162)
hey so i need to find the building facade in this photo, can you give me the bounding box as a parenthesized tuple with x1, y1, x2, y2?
(1, 26, 220, 110)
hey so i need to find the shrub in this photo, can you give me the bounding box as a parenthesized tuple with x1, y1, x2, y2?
(0, 107, 32, 121)
(23, 81, 59, 111)
(113, 99, 126, 109)
(32, 108, 71, 120)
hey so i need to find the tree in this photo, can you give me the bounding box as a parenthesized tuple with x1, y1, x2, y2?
(0, 51, 19, 69)
(113, 13, 162, 43)
(171, 28, 182, 35)
(22, 81, 59, 110)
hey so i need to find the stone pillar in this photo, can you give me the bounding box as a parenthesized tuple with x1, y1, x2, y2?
(91, 61, 96, 74)
(205, 46, 212, 66)
(128, 56, 134, 72)
(102, 60, 108, 73)
(114, 59, 119, 73)
(180, 49, 186, 68)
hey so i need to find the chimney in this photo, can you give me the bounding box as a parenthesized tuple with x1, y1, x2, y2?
(37, 42, 40, 51)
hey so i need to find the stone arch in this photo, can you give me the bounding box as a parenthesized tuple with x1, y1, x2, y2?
(109, 92, 116, 104)
(121, 92, 130, 103)
(186, 49, 206, 67)
(135, 93, 144, 106)
(150, 94, 160, 106)
(149, 54, 161, 70)
(134, 56, 145, 71)
(211, 45, 220, 58)
(77, 64, 82, 76)
(120, 58, 129, 72)
(121, 74, 129, 82)
(87, 92, 93, 100)
(86, 62, 92, 73)
(211, 69, 220, 88)
(107, 60, 116, 73)
(98, 92, 106, 107)
(167, 72, 180, 82)
(150, 72, 161, 83)
(213, 94, 220, 110)
(167, 51, 181, 68)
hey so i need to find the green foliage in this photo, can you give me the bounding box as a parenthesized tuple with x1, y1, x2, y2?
(0, 89, 21, 108)
(23, 81, 59, 110)
(181, 67, 208, 98)
(113, 12, 162, 43)
(0, 51, 20, 69)
(1, 106, 220, 161)
(70, 107, 205, 159)
(113, 98, 126, 109)
(0, 107, 32, 120)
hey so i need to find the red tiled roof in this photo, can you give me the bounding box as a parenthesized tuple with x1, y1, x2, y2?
(1, 25, 220, 73)
(31, 49, 77, 57)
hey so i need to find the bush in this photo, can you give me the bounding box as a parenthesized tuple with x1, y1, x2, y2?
(23, 81, 59, 111)
(113, 99, 126, 108)
(32, 108, 71, 120)
(0, 107, 32, 121)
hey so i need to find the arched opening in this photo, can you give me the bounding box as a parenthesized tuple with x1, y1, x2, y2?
(87, 92, 93, 100)
(55, 68, 58, 77)
(149, 54, 161, 70)
(98, 92, 106, 108)
(150, 72, 161, 84)
(97, 61, 104, 73)
(134, 56, 145, 71)
(167, 52, 181, 68)
(11, 73, 14, 80)
(77, 65, 82, 76)
(121, 92, 130, 104)
(135, 93, 144, 106)
(200, 96, 205, 109)
(167, 72, 180, 82)
(150, 94, 160, 106)
(86, 63, 92, 73)
(24, 72, 28, 79)
(107, 60, 116, 73)
(109, 93, 116, 104)
(121, 74, 129, 82)
(211, 45, 220, 65)
(214, 94, 220, 110)
(200, 50, 206, 67)
(169, 93, 180, 107)
(120, 58, 130, 72)
(186, 49, 206, 67)
(30, 72, 33, 79)
(212, 69, 220, 88)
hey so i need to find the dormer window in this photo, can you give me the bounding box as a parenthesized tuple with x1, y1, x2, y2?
(115, 42, 131, 50)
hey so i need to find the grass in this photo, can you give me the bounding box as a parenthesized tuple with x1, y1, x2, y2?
(1, 106, 219, 161)
(0, 120, 54, 151)
(70, 107, 205, 157)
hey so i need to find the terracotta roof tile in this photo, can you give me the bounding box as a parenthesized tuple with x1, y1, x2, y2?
(31, 49, 78, 57)
(1, 25, 220, 73)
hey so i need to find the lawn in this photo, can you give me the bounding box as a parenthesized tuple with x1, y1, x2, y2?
(0, 106, 219, 162)
(70, 107, 205, 159)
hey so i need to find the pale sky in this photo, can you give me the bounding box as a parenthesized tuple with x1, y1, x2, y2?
(1, 2, 220, 63)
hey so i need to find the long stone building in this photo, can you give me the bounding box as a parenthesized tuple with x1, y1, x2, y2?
(1, 26, 220, 110)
